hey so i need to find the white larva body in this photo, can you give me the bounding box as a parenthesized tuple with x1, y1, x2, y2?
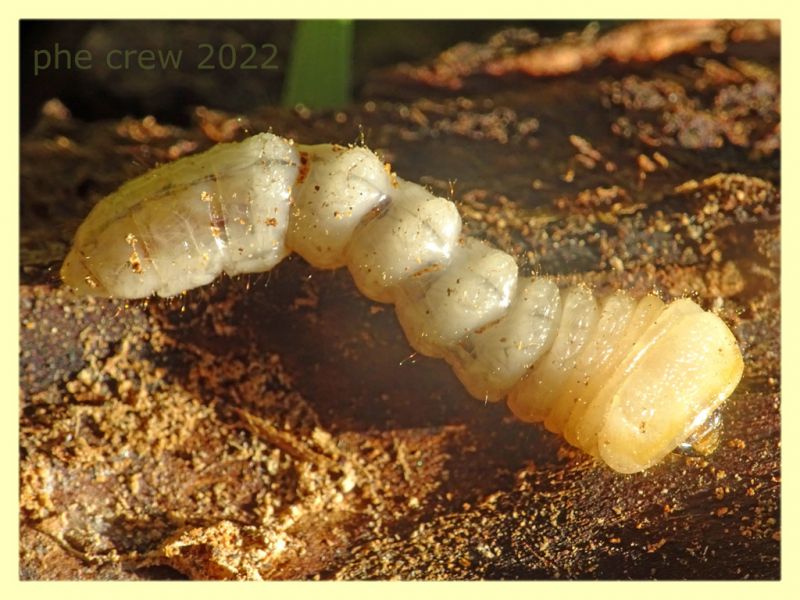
(61, 132, 744, 474)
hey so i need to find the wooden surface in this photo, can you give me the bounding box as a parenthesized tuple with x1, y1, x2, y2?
(19, 20, 780, 579)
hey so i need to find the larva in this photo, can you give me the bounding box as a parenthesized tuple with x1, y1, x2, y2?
(61, 132, 744, 474)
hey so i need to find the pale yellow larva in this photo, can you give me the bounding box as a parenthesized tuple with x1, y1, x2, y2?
(61, 132, 744, 474)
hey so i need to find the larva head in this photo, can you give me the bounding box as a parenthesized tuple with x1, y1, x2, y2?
(594, 299, 744, 473)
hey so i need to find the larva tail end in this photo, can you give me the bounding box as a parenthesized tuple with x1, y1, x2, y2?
(60, 248, 108, 297)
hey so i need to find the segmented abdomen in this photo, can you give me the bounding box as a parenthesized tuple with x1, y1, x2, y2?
(61, 132, 744, 473)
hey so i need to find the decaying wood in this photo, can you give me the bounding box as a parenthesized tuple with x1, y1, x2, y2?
(19, 20, 780, 580)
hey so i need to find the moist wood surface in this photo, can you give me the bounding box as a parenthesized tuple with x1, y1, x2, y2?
(19, 20, 780, 580)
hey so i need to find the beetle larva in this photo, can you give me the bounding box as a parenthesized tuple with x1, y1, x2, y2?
(61, 132, 744, 474)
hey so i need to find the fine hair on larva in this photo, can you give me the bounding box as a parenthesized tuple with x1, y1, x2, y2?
(61, 132, 745, 474)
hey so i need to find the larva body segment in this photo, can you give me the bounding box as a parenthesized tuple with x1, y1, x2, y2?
(346, 180, 462, 303)
(62, 134, 299, 297)
(564, 294, 667, 450)
(287, 145, 393, 270)
(393, 238, 519, 359)
(444, 277, 561, 402)
(544, 291, 637, 435)
(61, 132, 745, 473)
(507, 285, 600, 422)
